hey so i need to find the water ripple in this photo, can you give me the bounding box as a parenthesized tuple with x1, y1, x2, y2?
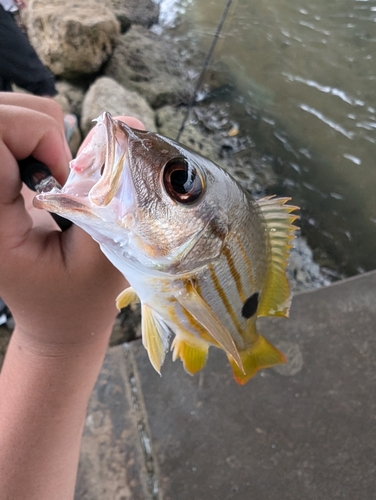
(299, 104, 355, 139)
(343, 154, 362, 165)
(283, 73, 365, 107)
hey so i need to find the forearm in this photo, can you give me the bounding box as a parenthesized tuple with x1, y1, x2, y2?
(0, 326, 111, 500)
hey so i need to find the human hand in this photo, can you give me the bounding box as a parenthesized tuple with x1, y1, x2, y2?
(0, 93, 144, 355)
(0, 94, 146, 499)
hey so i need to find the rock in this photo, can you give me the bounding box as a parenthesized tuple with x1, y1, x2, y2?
(55, 80, 86, 119)
(24, 0, 120, 78)
(52, 81, 84, 154)
(288, 236, 331, 293)
(104, 25, 191, 109)
(110, 304, 141, 346)
(109, 0, 159, 32)
(156, 105, 219, 158)
(81, 76, 156, 136)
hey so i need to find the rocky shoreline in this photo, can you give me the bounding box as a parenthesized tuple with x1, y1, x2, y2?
(0, 0, 330, 365)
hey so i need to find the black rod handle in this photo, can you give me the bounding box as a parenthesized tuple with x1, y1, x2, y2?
(18, 156, 72, 231)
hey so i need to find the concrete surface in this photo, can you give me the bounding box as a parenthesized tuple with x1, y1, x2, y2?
(75, 347, 151, 500)
(76, 270, 376, 500)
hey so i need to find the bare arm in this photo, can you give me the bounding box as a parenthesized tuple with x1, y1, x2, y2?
(0, 93, 143, 499)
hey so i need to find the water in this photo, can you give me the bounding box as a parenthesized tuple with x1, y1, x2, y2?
(158, 0, 376, 277)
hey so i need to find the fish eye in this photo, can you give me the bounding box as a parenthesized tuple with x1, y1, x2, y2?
(163, 157, 203, 204)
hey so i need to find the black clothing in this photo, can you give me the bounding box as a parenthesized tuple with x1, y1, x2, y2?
(0, 5, 57, 96)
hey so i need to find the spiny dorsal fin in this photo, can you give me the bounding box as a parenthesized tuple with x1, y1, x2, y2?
(256, 196, 299, 318)
(175, 283, 243, 372)
(171, 336, 208, 375)
(141, 304, 169, 374)
(116, 286, 139, 310)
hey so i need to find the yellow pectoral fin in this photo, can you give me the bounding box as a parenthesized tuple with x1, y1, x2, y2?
(171, 337, 209, 375)
(141, 305, 169, 375)
(228, 334, 286, 385)
(116, 287, 139, 310)
(256, 196, 299, 318)
(175, 284, 243, 372)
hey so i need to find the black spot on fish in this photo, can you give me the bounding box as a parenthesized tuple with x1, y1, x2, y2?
(241, 292, 259, 319)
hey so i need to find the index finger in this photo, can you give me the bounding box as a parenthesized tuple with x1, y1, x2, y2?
(0, 93, 66, 137)
(0, 105, 69, 201)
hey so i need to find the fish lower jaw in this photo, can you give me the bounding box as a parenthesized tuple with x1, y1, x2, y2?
(34, 192, 96, 217)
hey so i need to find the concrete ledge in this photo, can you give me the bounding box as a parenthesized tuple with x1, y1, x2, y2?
(78, 271, 376, 499)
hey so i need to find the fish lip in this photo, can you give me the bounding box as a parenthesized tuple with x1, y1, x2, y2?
(33, 188, 99, 218)
(35, 112, 136, 219)
(88, 112, 129, 207)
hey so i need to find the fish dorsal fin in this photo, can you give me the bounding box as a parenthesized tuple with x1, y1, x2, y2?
(175, 283, 243, 372)
(171, 337, 209, 375)
(116, 286, 140, 310)
(141, 304, 169, 374)
(256, 196, 299, 317)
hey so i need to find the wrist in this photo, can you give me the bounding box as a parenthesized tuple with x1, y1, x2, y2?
(8, 323, 112, 372)
(7, 294, 119, 356)
(0, 325, 110, 426)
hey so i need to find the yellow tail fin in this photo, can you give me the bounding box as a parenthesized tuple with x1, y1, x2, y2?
(228, 334, 286, 385)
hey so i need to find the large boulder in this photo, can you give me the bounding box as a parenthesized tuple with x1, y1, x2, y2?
(81, 76, 156, 136)
(104, 25, 191, 109)
(24, 0, 120, 78)
(109, 0, 159, 32)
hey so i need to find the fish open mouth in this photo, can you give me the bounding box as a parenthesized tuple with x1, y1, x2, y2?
(34, 112, 133, 220)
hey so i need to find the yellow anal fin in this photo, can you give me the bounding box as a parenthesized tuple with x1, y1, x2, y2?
(228, 334, 286, 385)
(175, 282, 243, 372)
(141, 304, 168, 374)
(256, 196, 299, 318)
(116, 287, 139, 310)
(171, 337, 209, 375)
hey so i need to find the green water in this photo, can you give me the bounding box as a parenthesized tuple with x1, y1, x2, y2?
(159, 0, 376, 276)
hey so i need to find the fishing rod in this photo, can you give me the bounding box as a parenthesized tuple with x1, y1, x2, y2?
(176, 0, 234, 142)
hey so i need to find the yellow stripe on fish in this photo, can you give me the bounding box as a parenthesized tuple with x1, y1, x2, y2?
(207, 263, 244, 335)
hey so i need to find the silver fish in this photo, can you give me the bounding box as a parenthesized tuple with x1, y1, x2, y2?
(35, 112, 298, 384)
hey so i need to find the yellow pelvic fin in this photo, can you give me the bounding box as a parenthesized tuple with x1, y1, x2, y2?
(171, 337, 209, 375)
(228, 334, 286, 385)
(141, 304, 168, 375)
(175, 283, 243, 372)
(116, 287, 139, 310)
(256, 196, 299, 318)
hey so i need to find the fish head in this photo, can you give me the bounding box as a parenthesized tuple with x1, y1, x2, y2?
(35, 112, 243, 275)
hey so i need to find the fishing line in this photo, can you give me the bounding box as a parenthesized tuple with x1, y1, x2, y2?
(176, 0, 234, 142)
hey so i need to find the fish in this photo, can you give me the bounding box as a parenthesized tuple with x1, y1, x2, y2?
(34, 112, 298, 385)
